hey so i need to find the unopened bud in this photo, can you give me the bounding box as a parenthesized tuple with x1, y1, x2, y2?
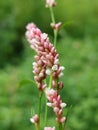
(46, 0, 56, 8)
(52, 65, 58, 71)
(47, 102, 52, 107)
(60, 103, 67, 108)
(53, 107, 59, 113)
(30, 114, 39, 124)
(60, 116, 66, 123)
(50, 22, 62, 30)
(52, 80, 57, 88)
(46, 68, 51, 75)
(58, 82, 64, 89)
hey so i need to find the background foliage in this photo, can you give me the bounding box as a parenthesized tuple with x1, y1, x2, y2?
(0, 0, 98, 130)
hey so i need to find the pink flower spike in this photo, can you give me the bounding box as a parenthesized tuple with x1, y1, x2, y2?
(44, 126, 55, 130)
(26, 22, 65, 91)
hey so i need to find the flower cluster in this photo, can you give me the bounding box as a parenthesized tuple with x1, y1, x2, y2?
(45, 88, 66, 123)
(26, 23, 64, 91)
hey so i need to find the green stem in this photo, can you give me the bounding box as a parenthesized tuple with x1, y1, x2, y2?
(44, 75, 52, 125)
(49, 75, 52, 88)
(59, 123, 63, 130)
(44, 97, 48, 126)
(54, 29, 58, 48)
(49, 7, 55, 24)
(38, 92, 42, 130)
(49, 7, 58, 48)
(35, 124, 39, 130)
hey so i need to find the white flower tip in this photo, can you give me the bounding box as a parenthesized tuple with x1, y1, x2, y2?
(41, 33, 48, 40)
(47, 102, 52, 107)
(32, 62, 37, 66)
(46, 68, 51, 75)
(52, 65, 58, 71)
(30, 118, 34, 123)
(60, 103, 67, 108)
(58, 72, 64, 77)
(60, 66, 65, 71)
(44, 126, 55, 130)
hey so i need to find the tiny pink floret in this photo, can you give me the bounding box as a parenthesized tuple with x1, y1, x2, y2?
(30, 114, 39, 124)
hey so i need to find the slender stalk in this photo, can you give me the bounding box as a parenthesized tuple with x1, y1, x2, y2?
(38, 92, 43, 130)
(35, 124, 39, 130)
(44, 79, 48, 126)
(49, 7, 55, 24)
(44, 75, 52, 125)
(54, 29, 58, 48)
(49, 75, 52, 88)
(59, 123, 62, 130)
(49, 7, 58, 48)
(44, 97, 48, 126)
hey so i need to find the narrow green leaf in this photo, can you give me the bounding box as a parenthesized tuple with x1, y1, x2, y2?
(61, 20, 74, 29)
(19, 79, 36, 87)
(64, 105, 73, 129)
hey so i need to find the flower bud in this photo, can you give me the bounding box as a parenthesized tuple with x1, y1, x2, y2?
(46, 68, 51, 75)
(60, 116, 66, 123)
(52, 65, 58, 71)
(60, 103, 67, 108)
(50, 22, 62, 30)
(47, 102, 52, 107)
(30, 114, 39, 124)
(46, 0, 56, 8)
(58, 82, 64, 89)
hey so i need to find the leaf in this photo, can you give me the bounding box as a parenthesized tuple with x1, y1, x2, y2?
(19, 79, 36, 87)
(61, 20, 74, 29)
(64, 105, 73, 129)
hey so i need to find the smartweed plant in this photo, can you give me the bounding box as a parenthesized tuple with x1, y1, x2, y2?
(25, 1, 68, 130)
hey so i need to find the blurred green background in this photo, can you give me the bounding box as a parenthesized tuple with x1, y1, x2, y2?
(0, 0, 98, 130)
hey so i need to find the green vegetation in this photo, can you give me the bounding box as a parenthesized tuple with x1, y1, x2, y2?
(0, 0, 98, 130)
(0, 37, 98, 130)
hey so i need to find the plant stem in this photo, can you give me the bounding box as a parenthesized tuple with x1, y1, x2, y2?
(35, 124, 39, 130)
(49, 7, 55, 24)
(54, 29, 58, 48)
(44, 97, 48, 126)
(44, 75, 52, 125)
(49, 7, 58, 48)
(38, 92, 43, 130)
(49, 75, 52, 88)
(59, 123, 62, 130)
